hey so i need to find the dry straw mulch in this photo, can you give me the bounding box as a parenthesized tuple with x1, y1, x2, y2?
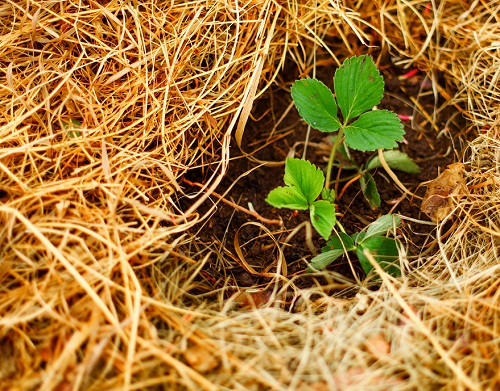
(0, 0, 499, 390)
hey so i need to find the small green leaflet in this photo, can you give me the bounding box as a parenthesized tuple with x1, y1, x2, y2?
(360, 172, 380, 209)
(307, 249, 344, 272)
(364, 214, 401, 240)
(307, 232, 354, 271)
(267, 158, 323, 209)
(291, 79, 342, 132)
(343, 110, 404, 151)
(321, 188, 336, 203)
(334, 55, 384, 122)
(357, 236, 400, 276)
(265, 186, 309, 210)
(324, 232, 355, 252)
(310, 200, 336, 240)
(365, 150, 421, 174)
(357, 215, 401, 276)
(266, 158, 336, 240)
(283, 158, 324, 204)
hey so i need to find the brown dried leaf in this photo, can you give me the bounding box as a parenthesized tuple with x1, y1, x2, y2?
(205, 112, 218, 129)
(421, 163, 466, 221)
(183, 345, 219, 374)
(366, 334, 391, 357)
(233, 289, 274, 309)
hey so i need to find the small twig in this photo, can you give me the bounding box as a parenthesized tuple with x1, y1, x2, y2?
(183, 179, 283, 226)
(398, 114, 413, 121)
(398, 68, 419, 80)
(337, 172, 362, 202)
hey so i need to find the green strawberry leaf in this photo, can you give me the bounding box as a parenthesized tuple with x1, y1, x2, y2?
(364, 214, 402, 240)
(334, 55, 384, 122)
(343, 110, 405, 151)
(291, 79, 342, 132)
(360, 171, 380, 209)
(357, 236, 400, 276)
(352, 231, 366, 244)
(310, 200, 336, 240)
(322, 232, 355, 252)
(307, 249, 345, 272)
(365, 150, 421, 174)
(283, 158, 324, 204)
(308, 232, 357, 272)
(265, 186, 308, 210)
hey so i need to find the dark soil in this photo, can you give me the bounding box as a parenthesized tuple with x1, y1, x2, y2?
(183, 53, 471, 297)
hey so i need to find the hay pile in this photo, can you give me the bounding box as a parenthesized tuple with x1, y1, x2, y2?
(0, 0, 499, 390)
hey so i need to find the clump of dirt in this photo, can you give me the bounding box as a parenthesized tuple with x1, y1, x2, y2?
(185, 56, 470, 292)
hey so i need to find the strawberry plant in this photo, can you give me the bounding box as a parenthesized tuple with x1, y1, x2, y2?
(266, 55, 412, 274)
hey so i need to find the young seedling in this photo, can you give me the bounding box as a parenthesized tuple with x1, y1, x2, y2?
(267, 55, 406, 234)
(266, 55, 410, 274)
(307, 214, 402, 276)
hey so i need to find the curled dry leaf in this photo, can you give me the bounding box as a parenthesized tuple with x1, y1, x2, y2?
(233, 288, 274, 309)
(421, 163, 466, 221)
(183, 345, 219, 374)
(366, 334, 391, 357)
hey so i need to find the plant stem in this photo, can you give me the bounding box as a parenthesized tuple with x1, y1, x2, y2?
(183, 179, 282, 226)
(325, 127, 345, 189)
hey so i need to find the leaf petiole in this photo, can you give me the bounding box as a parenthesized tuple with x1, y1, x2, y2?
(325, 127, 345, 189)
